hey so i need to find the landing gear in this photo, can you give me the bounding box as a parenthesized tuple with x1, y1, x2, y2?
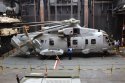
(103, 51, 110, 56)
(38, 54, 46, 60)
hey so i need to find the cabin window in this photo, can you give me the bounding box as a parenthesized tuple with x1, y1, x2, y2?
(49, 39, 54, 45)
(107, 40, 110, 42)
(85, 39, 88, 44)
(73, 28, 80, 34)
(105, 37, 108, 39)
(91, 39, 96, 44)
(73, 40, 78, 45)
(41, 40, 44, 43)
(105, 36, 110, 43)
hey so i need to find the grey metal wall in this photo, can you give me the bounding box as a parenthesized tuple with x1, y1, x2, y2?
(87, 0, 120, 40)
(0, 1, 6, 12)
(20, 0, 41, 32)
(46, 0, 81, 21)
(112, 0, 125, 41)
(20, 0, 40, 22)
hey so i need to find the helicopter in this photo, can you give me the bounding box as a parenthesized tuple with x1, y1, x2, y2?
(11, 18, 114, 58)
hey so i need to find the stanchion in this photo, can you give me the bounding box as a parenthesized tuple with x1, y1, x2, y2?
(0, 57, 4, 71)
(0, 66, 3, 71)
(77, 65, 80, 75)
(111, 64, 113, 74)
(29, 64, 32, 71)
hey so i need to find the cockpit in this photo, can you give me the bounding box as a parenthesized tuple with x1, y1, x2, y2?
(104, 35, 114, 46)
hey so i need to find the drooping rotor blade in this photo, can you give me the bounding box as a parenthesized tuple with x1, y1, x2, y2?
(33, 33, 43, 39)
(13, 22, 63, 30)
(32, 24, 70, 39)
(23, 25, 38, 55)
(14, 22, 44, 26)
(13, 21, 56, 26)
(45, 18, 80, 25)
(13, 19, 80, 29)
(45, 21, 62, 23)
(43, 24, 70, 33)
(13, 22, 66, 32)
(14, 24, 45, 29)
(23, 25, 30, 37)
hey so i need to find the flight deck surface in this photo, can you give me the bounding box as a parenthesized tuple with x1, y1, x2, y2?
(0, 54, 125, 83)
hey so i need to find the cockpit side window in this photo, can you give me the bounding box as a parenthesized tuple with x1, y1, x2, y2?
(49, 39, 54, 45)
(104, 36, 113, 46)
(105, 36, 110, 43)
(91, 39, 96, 44)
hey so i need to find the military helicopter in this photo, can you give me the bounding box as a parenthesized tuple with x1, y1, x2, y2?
(11, 18, 114, 57)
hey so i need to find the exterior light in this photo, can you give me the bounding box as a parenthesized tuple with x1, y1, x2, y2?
(123, 4, 125, 8)
(3, 13, 6, 16)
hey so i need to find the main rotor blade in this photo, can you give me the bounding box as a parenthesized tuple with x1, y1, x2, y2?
(23, 25, 38, 55)
(14, 23, 64, 29)
(33, 33, 43, 39)
(43, 24, 70, 33)
(23, 25, 29, 37)
(13, 22, 62, 27)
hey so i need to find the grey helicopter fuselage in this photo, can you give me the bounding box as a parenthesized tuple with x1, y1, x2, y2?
(34, 26, 113, 55)
(11, 19, 113, 56)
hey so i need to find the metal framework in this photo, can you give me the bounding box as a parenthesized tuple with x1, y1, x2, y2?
(47, 0, 81, 21)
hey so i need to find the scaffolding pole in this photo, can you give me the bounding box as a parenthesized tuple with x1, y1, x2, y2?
(92, 0, 95, 28)
(84, 0, 88, 27)
(40, 0, 44, 22)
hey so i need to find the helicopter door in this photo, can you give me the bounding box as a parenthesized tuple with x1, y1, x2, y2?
(67, 36, 71, 47)
(90, 38, 97, 52)
(71, 37, 85, 50)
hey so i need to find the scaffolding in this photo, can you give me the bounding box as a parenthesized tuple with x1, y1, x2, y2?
(47, 0, 81, 21)
(20, 0, 38, 22)
(20, 0, 44, 32)
(122, 17, 125, 46)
